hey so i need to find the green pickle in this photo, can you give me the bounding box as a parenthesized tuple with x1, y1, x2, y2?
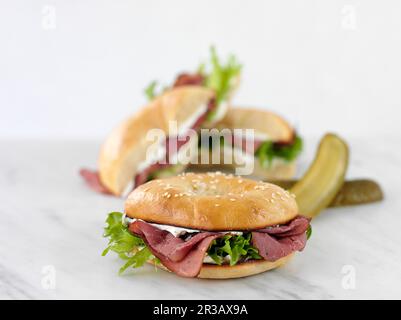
(287, 134, 349, 218)
(271, 179, 383, 208)
(329, 179, 383, 207)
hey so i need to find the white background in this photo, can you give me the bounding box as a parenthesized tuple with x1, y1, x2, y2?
(1, 0, 401, 140)
(1, 1, 401, 300)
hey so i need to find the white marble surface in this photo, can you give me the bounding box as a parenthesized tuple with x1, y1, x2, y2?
(1, 136, 400, 300)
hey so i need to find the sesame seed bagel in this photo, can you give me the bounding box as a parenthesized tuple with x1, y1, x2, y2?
(125, 172, 298, 230)
(98, 86, 215, 196)
(216, 107, 294, 143)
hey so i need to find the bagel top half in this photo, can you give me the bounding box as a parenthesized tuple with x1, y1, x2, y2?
(125, 172, 298, 230)
(216, 107, 294, 143)
(98, 86, 215, 196)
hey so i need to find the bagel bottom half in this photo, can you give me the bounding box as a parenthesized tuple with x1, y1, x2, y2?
(149, 253, 294, 279)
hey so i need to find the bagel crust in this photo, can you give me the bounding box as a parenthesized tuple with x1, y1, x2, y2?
(217, 107, 294, 143)
(98, 86, 215, 195)
(125, 172, 298, 230)
(150, 253, 294, 279)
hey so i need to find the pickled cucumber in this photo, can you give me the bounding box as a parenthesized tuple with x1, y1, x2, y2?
(271, 179, 383, 207)
(330, 179, 383, 207)
(289, 134, 349, 218)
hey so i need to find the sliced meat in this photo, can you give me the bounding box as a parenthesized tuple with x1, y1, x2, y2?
(257, 216, 310, 237)
(165, 135, 191, 163)
(251, 232, 307, 262)
(173, 73, 205, 87)
(133, 98, 216, 188)
(79, 169, 111, 194)
(159, 236, 219, 277)
(190, 98, 215, 129)
(251, 216, 309, 262)
(129, 220, 219, 277)
(128, 216, 310, 277)
(272, 133, 296, 148)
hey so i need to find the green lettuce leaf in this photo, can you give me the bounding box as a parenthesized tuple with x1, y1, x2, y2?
(203, 46, 242, 106)
(143, 81, 169, 101)
(207, 233, 261, 266)
(102, 212, 155, 274)
(306, 225, 312, 240)
(143, 81, 160, 101)
(255, 135, 303, 168)
(143, 46, 241, 110)
(118, 247, 153, 274)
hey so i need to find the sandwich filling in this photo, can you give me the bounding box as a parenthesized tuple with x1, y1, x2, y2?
(103, 212, 311, 278)
(199, 132, 303, 172)
(80, 98, 216, 195)
(223, 132, 303, 167)
(254, 135, 303, 168)
(132, 99, 216, 188)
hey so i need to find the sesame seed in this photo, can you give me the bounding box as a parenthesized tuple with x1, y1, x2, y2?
(230, 198, 236, 201)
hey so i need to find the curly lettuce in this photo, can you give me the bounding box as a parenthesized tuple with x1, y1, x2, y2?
(255, 135, 303, 168)
(143, 46, 241, 110)
(102, 212, 158, 274)
(208, 233, 262, 266)
(202, 46, 241, 107)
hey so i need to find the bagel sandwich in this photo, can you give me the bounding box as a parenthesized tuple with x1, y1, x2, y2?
(144, 46, 241, 126)
(196, 107, 303, 180)
(103, 172, 311, 279)
(81, 86, 215, 196)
